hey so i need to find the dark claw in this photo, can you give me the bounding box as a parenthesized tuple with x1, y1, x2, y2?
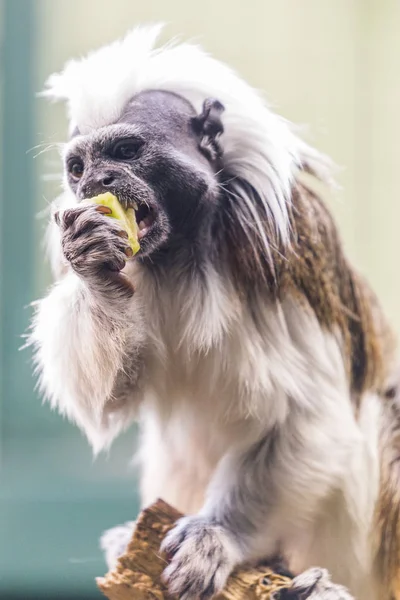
(124, 247, 133, 258)
(95, 205, 112, 215)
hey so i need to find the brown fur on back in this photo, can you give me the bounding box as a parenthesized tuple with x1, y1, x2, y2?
(284, 184, 395, 400)
(223, 179, 395, 400)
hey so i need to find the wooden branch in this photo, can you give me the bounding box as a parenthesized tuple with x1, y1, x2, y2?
(97, 499, 292, 600)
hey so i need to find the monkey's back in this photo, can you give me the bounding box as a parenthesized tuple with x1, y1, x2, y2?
(279, 183, 396, 403)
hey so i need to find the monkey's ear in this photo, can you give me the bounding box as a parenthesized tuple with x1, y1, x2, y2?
(192, 98, 225, 162)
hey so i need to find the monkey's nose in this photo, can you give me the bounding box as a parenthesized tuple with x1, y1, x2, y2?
(80, 172, 119, 199)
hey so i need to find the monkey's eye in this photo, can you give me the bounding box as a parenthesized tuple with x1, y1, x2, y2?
(67, 158, 84, 180)
(111, 139, 143, 161)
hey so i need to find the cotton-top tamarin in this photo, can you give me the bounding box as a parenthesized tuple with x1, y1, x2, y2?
(30, 25, 400, 600)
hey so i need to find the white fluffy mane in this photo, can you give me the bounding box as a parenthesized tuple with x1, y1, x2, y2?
(43, 24, 331, 246)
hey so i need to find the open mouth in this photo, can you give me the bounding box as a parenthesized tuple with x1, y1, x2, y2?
(134, 202, 156, 240)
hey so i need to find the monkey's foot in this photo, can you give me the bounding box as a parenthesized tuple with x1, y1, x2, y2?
(160, 516, 241, 600)
(282, 568, 353, 600)
(100, 521, 136, 570)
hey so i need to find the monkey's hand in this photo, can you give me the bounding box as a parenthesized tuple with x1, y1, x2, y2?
(160, 516, 242, 600)
(55, 204, 134, 297)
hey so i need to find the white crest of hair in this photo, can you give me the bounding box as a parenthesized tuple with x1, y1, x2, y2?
(42, 23, 332, 248)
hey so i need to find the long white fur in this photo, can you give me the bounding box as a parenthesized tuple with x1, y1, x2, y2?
(31, 26, 383, 599)
(31, 247, 381, 597)
(30, 269, 143, 452)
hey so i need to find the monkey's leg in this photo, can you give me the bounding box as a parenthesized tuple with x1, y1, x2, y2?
(160, 401, 368, 600)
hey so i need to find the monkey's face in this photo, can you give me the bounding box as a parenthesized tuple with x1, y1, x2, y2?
(63, 90, 224, 258)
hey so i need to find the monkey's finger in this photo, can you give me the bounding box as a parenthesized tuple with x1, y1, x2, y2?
(160, 526, 188, 558)
(65, 229, 129, 259)
(105, 252, 127, 273)
(67, 208, 123, 241)
(59, 205, 92, 229)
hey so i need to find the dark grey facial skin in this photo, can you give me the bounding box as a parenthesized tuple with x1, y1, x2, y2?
(64, 90, 224, 262)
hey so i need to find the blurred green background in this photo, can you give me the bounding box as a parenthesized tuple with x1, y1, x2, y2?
(1, 0, 399, 598)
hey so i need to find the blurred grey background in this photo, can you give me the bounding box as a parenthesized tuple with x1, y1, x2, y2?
(1, 1, 399, 598)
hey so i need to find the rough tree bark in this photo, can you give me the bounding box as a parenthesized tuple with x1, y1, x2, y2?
(97, 499, 292, 600)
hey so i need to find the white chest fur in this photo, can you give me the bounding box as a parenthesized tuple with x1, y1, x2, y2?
(135, 266, 381, 598)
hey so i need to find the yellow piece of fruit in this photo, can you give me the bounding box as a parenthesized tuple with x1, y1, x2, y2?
(87, 192, 140, 255)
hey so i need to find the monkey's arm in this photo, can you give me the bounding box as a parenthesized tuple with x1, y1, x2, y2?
(30, 200, 146, 451)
